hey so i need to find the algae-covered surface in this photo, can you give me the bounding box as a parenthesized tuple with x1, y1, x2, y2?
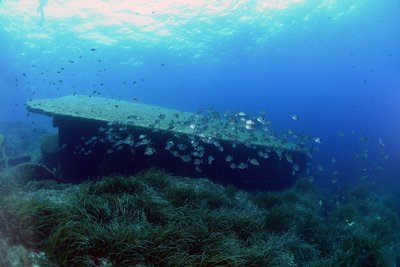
(0, 168, 399, 267)
(27, 95, 192, 130)
(26, 95, 301, 151)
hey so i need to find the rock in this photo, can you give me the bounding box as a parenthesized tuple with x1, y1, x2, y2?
(10, 163, 59, 185)
(7, 155, 31, 167)
(0, 238, 52, 267)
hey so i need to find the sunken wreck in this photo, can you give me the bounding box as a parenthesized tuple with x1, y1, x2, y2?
(26, 95, 309, 190)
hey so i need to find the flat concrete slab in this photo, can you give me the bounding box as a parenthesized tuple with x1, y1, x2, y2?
(27, 95, 309, 190)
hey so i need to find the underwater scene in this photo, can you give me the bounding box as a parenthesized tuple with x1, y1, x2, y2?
(0, 0, 400, 266)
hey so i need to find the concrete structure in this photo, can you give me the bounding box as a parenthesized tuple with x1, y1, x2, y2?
(27, 95, 309, 190)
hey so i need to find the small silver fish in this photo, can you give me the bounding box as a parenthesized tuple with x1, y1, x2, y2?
(258, 151, 269, 159)
(144, 147, 156, 156)
(165, 141, 174, 150)
(256, 117, 267, 125)
(135, 139, 150, 147)
(177, 143, 187, 151)
(181, 154, 191, 162)
(245, 124, 253, 130)
(238, 162, 248, 169)
(225, 155, 234, 162)
(171, 150, 179, 157)
(378, 137, 385, 147)
(192, 151, 204, 158)
(191, 140, 199, 147)
(285, 154, 293, 163)
(208, 155, 214, 165)
(60, 144, 68, 150)
(317, 165, 324, 172)
(193, 159, 202, 165)
(291, 164, 300, 176)
(245, 119, 254, 125)
(196, 145, 205, 152)
(248, 158, 259, 166)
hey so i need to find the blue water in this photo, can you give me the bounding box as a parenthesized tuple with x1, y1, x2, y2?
(0, 0, 399, 190)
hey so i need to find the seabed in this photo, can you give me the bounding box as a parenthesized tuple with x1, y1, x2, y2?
(0, 96, 398, 266)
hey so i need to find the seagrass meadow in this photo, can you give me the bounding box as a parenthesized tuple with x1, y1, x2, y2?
(0, 168, 399, 266)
